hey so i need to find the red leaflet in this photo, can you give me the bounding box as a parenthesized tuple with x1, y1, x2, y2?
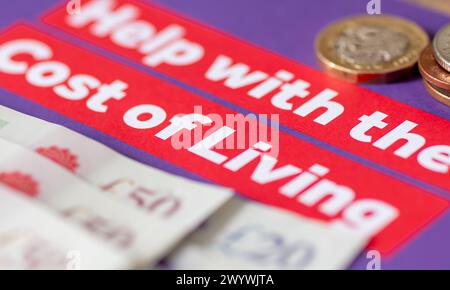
(43, 0, 450, 191)
(0, 25, 447, 253)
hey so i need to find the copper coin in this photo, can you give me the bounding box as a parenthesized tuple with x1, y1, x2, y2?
(423, 80, 450, 106)
(419, 44, 450, 90)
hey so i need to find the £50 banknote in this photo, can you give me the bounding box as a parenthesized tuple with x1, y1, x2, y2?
(0, 184, 130, 270)
(0, 105, 233, 264)
(0, 105, 232, 226)
(0, 136, 228, 268)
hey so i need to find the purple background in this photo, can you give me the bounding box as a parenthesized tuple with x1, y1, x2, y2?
(1, 0, 450, 269)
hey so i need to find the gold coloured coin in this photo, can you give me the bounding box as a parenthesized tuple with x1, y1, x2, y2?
(316, 15, 429, 83)
(423, 80, 450, 106)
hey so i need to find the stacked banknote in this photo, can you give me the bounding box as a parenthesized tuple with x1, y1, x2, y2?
(0, 105, 367, 270)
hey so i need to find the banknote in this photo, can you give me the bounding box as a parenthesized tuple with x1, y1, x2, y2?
(0, 137, 222, 268)
(0, 105, 233, 265)
(0, 184, 129, 270)
(161, 198, 367, 270)
(0, 105, 231, 226)
(0, 106, 365, 269)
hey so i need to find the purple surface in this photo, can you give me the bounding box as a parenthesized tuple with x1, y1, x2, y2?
(0, 0, 449, 269)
